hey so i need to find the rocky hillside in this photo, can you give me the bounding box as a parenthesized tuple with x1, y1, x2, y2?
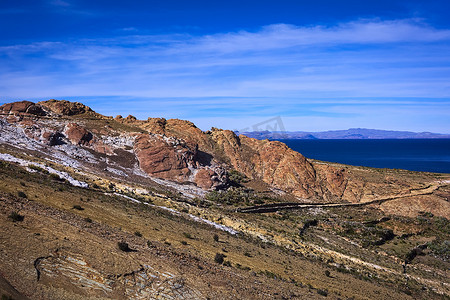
(1, 99, 448, 215)
(1, 99, 449, 299)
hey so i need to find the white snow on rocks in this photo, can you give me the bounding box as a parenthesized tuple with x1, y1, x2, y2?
(102, 134, 135, 151)
(113, 192, 238, 235)
(0, 153, 89, 188)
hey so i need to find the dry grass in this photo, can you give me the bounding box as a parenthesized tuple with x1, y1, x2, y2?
(0, 158, 448, 299)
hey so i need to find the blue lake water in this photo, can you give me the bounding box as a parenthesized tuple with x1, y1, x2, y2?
(277, 139, 450, 174)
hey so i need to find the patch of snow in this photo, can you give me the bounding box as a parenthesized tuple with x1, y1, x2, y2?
(102, 134, 135, 150)
(0, 153, 89, 188)
(113, 193, 237, 234)
(106, 167, 127, 177)
(53, 144, 97, 164)
(151, 177, 205, 199)
(0, 120, 42, 151)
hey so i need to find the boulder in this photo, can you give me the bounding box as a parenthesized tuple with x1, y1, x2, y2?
(134, 134, 197, 181)
(65, 123, 93, 146)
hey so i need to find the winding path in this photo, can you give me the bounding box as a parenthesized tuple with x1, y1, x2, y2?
(237, 181, 443, 213)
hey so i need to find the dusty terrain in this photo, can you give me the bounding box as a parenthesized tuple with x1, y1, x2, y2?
(0, 100, 449, 299)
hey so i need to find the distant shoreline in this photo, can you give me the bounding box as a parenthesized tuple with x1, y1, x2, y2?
(237, 128, 450, 140)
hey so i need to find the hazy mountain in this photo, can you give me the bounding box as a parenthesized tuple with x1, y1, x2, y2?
(238, 128, 450, 140)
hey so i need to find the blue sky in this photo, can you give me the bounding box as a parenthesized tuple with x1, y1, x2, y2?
(1, 1, 450, 133)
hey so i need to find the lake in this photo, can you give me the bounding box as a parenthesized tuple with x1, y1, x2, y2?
(278, 139, 450, 174)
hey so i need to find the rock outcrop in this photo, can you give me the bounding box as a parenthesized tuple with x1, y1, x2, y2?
(64, 123, 93, 146)
(0, 100, 47, 116)
(1, 99, 447, 205)
(208, 129, 322, 198)
(134, 133, 229, 189)
(38, 99, 92, 116)
(134, 134, 197, 181)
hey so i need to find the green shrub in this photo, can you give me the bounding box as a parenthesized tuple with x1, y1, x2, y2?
(84, 217, 92, 223)
(8, 211, 24, 222)
(223, 261, 232, 267)
(183, 232, 193, 239)
(428, 239, 449, 259)
(262, 270, 278, 279)
(213, 234, 219, 242)
(317, 289, 328, 297)
(214, 253, 225, 264)
(228, 170, 249, 185)
(134, 231, 142, 237)
(17, 191, 27, 198)
(118, 241, 132, 252)
(205, 187, 271, 206)
(29, 164, 49, 174)
(72, 205, 84, 210)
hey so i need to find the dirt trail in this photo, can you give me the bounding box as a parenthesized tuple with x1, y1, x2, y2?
(238, 181, 443, 213)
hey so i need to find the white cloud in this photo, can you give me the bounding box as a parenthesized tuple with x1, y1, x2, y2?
(1, 19, 449, 132)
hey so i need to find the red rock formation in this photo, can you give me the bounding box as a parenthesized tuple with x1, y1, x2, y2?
(134, 134, 197, 181)
(195, 169, 216, 189)
(209, 130, 320, 198)
(0, 101, 46, 116)
(65, 123, 93, 146)
(38, 99, 92, 116)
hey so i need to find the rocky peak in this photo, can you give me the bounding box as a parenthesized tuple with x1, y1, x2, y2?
(0, 100, 47, 116)
(38, 99, 93, 116)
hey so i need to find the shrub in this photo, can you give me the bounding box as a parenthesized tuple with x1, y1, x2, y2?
(405, 245, 427, 263)
(244, 252, 252, 257)
(72, 205, 84, 210)
(223, 261, 232, 267)
(134, 231, 142, 237)
(29, 164, 48, 174)
(50, 173, 64, 181)
(84, 217, 92, 223)
(183, 232, 193, 239)
(8, 211, 24, 222)
(213, 234, 219, 242)
(17, 191, 27, 198)
(428, 239, 449, 259)
(325, 270, 331, 277)
(181, 241, 188, 245)
(317, 289, 328, 297)
(205, 187, 269, 206)
(214, 253, 225, 264)
(262, 270, 278, 279)
(299, 219, 318, 235)
(228, 170, 249, 185)
(118, 241, 132, 252)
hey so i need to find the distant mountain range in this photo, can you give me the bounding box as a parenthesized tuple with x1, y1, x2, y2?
(237, 128, 450, 140)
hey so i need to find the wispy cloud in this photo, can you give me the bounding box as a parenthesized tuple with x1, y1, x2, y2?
(49, 0, 71, 7)
(1, 19, 449, 132)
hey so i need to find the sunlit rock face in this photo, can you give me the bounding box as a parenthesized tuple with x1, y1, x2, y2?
(36, 252, 204, 299)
